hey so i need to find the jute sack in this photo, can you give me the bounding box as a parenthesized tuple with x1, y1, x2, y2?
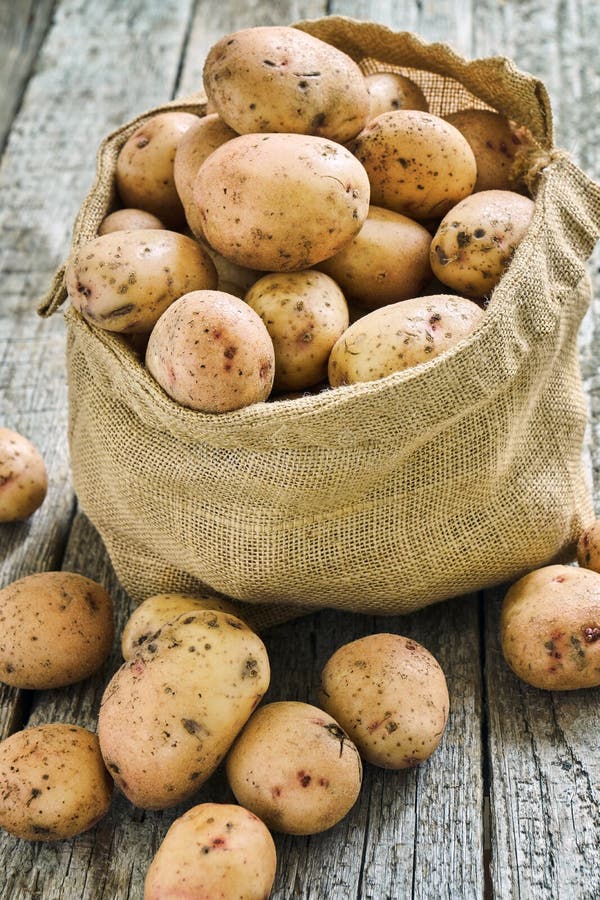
(40, 17, 600, 630)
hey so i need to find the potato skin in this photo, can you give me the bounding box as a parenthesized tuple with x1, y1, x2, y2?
(146, 290, 275, 412)
(351, 110, 476, 220)
(365, 72, 429, 119)
(98, 610, 270, 809)
(501, 565, 600, 690)
(203, 26, 369, 143)
(116, 111, 199, 228)
(226, 701, 362, 835)
(144, 802, 276, 900)
(245, 270, 349, 391)
(66, 229, 217, 333)
(430, 190, 534, 298)
(98, 208, 164, 234)
(194, 133, 370, 271)
(0, 428, 47, 522)
(328, 293, 484, 386)
(0, 572, 114, 689)
(445, 109, 532, 192)
(121, 592, 244, 660)
(319, 634, 449, 769)
(317, 205, 432, 309)
(0, 724, 113, 840)
(577, 520, 600, 573)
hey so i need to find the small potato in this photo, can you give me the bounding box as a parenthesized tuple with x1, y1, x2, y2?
(317, 206, 432, 309)
(201, 242, 265, 299)
(144, 802, 276, 900)
(0, 571, 114, 689)
(328, 293, 484, 387)
(66, 229, 217, 333)
(116, 111, 200, 228)
(98, 208, 164, 234)
(0, 428, 47, 522)
(319, 633, 449, 769)
(351, 110, 476, 220)
(430, 190, 534, 298)
(226, 701, 362, 835)
(0, 724, 113, 840)
(501, 565, 600, 691)
(194, 133, 370, 271)
(445, 109, 533, 192)
(98, 610, 270, 809)
(203, 26, 369, 143)
(245, 271, 349, 391)
(146, 290, 275, 412)
(365, 72, 429, 119)
(173, 114, 238, 240)
(577, 520, 600, 573)
(122, 591, 244, 660)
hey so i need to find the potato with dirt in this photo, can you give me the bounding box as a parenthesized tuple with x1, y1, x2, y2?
(66, 229, 217, 333)
(0, 428, 47, 522)
(365, 71, 429, 119)
(445, 109, 533, 192)
(577, 520, 600, 573)
(203, 25, 369, 143)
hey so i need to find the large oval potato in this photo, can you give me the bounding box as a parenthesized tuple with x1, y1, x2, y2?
(351, 110, 476, 220)
(317, 205, 432, 309)
(66, 229, 217, 333)
(365, 71, 429, 119)
(0, 428, 47, 522)
(0, 724, 113, 840)
(501, 565, 600, 690)
(245, 270, 349, 391)
(144, 803, 277, 900)
(319, 634, 449, 768)
(328, 293, 484, 386)
(203, 26, 369, 143)
(98, 610, 270, 809)
(0, 571, 114, 689)
(194, 133, 370, 271)
(445, 109, 532, 192)
(430, 190, 534, 298)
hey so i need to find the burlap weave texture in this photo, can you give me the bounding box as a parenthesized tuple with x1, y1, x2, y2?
(43, 18, 600, 630)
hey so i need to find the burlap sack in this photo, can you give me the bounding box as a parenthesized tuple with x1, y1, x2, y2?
(40, 17, 600, 630)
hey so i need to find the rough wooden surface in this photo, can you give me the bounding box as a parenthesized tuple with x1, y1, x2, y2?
(0, 0, 599, 898)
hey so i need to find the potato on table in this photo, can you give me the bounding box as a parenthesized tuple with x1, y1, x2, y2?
(0, 427, 47, 522)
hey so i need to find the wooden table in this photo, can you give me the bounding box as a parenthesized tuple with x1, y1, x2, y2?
(1, 1, 599, 897)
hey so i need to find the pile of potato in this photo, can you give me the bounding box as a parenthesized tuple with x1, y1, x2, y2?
(65, 24, 536, 413)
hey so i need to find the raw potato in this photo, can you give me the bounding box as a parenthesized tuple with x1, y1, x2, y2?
(365, 72, 429, 119)
(203, 26, 369, 143)
(577, 520, 600, 573)
(98, 208, 164, 234)
(0, 571, 114, 690)
(501, 565, 600, 690)
(430, 190, 534, 298)
(144, 803, 277, 900)
(328, 293, 484, 386)
(98, 609, 270, 809)
(121, 591, 244, 660)
(173, 114, 238, 239)
(194, 132, 370, 271)
(0, 427, 47, 522)
(445, 109, 532, 192)
(66, 229, 217, 333)
(146, 290, 275, 412)
(0, 724, 113, 840)
(317, 205, 432, 309)
(245, 270, 349, 391)
(201, 242, 265, 299)
(226, 701, 362, 835)
(319, 633, 449, 768)
(116, 111, 199, 228)
(351, 110, 476, 219)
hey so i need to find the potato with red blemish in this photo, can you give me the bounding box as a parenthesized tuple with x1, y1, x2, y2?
(226, 701, 362, 835)
(144, 802, 276, 900)
(145, 290, 275, 412)
(0, 428, 47, 523)
(66, 229, 217, 334)
(445, 109, 533, 193)
(116, 111, 200, 228)
(577, 520, 600, 573)
(501, 564, 600, 690)
(245, 270, 349, 391)
(350, 110, 476, 220)
(318, 633, 449, 769)
(98, 610, 270, 809)
(430, 189, 534, 298)
(365, 71, 429, 119)
(98, 208, 165, 235)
